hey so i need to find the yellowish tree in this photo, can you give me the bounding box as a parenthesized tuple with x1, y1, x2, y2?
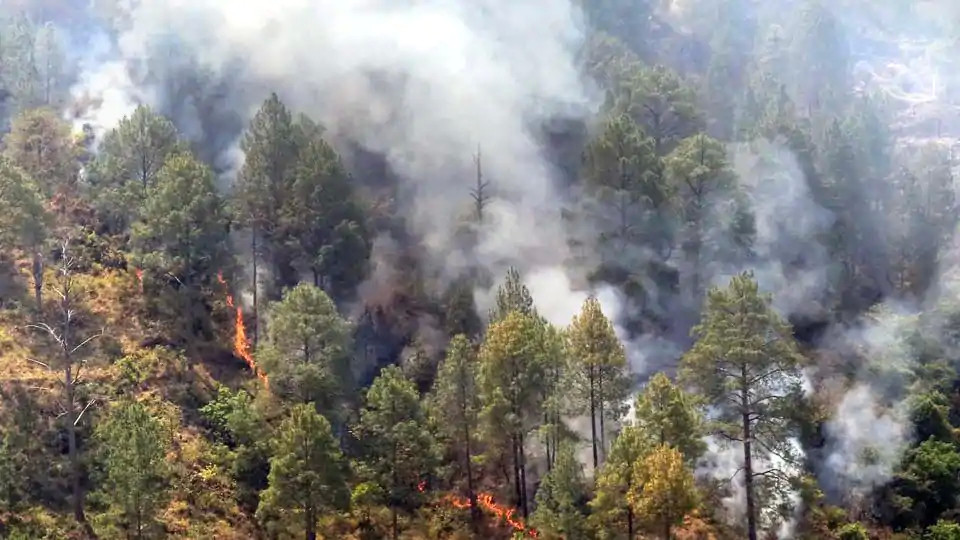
(568, 296, 631, 468)
(479, 310, 546, 518)
(628, 444, 698, 540)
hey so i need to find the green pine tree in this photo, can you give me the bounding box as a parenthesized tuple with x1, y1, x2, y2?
(680, 272, 804, 540)
(95, 401, 170, 540)
(531, 442, 588, 539)
(356, 365, 438, 539)
(256, 403, 349, 540)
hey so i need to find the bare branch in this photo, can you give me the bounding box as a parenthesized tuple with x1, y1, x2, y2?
(25, 358, 52, 369)
(23, 322, 61, 341)
(70, 330, 104, 355)
(724, 466, 745, 483)
(74, 399, 98, 426)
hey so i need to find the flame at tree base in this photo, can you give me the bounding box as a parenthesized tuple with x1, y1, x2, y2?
(419, 483, 538, 537)
(217, 272, 269, 388)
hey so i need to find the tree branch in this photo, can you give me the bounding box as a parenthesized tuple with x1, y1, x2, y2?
(25, 357, 52, 369)
(74, 399, 98, 426)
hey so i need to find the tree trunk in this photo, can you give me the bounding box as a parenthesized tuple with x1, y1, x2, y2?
(599, 373, 606, 463)
(251, 227, 259, 345)
(66, 368, 84, 523)
(306, 506, 316, 540)
(627, 506, 634, 539)
(512, 435, 523, 510)
(518, 430, 528, 519)
(32, 252, 42, 309)
(464, 417, 479, 525)
(589, 366, 598, 470)
(544, 411, 552, 472)
(741, 373, 757, 540)
(391, 507, 398, 540)
(663, 516, 671, 540)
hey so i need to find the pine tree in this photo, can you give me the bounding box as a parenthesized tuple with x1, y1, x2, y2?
(257, 403, 349, 540)
(680, 272, 804, 540)
(0, 157, 46, 256)
(628, 444, 698, 540)
(87, 105, 184, 234)
(428, 334, 481, 523)
(3, 107, 79, 196)
(540, 323, 571, 472)
(479, 310, 547, 518)
(286, 130, 369, 298)
(258, 283, 354, 422)
(665, 133, 737, 304)
(234, 93, 302, 342)
(590, 425, 648, 539)
(531, 442, 588, 539)
(489, 267, 535, 323)
(582, 114, 668, 264)
(612, 65, 703, 156)
(130, 152, 232, 342)
(633, 372, 705, 463)
(356, 365, 438, 539)
(95, 401, 170, 540)
(567, 296, 630, 468)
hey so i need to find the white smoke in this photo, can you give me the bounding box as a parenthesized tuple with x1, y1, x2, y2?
(821, 384, 911, 498)
(717, 138, 835, 319)
(70, 0, 597, 289)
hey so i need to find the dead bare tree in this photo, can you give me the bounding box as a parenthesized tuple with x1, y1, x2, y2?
(470, 145, 491, 224)
(25, 240, 102, 524)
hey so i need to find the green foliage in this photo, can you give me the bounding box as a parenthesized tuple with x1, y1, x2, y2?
(611, 65, 703, 155)
(567, 296, 631, 467)
(480, 309, 547, 449)
(633, 372, 705, 462)
(86, 105, 184, 235)
(131, 152, 232, 342)
(531, 443, 587, 539)
(665, 133, 740, 301)
(0, 157, 47, 251)
(428, 335, 481, 502)
(836, 521, 869, 540)
(590, 425, 648, 538)
(489, 267, 536, 323)
(925, 520, 960, 540)
(257, 403, 349, 540)
(286, 131, 370, 298)
(258, 283, 354, 420)
(681, 271, 805, 536)
(582, 113, 667, 259)
(94, 401, 170, 539)
(2, 107, 79, 195)
(234, 92, 302, 294)
(910, 392, 955, 443)
(356, 365, 438, 537)
(894, 439, 960, 527)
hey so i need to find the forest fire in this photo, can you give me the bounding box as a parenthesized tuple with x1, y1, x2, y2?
(134, 268, 143, 293)
(216, 272, 269, 388)
(422, 483, 538, 538)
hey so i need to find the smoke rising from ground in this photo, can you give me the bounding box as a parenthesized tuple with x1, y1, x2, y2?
(71, 0, 594, 273)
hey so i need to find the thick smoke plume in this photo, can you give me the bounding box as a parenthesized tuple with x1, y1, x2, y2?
(68, 0, 635, 352)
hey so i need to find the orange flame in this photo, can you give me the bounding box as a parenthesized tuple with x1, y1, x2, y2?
(434, 490, 538, 537)
(134, 268, 144, 293)
(217, 272, 269, 388)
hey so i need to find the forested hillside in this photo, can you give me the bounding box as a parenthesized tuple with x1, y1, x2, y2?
(1, 0, 960, 539)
